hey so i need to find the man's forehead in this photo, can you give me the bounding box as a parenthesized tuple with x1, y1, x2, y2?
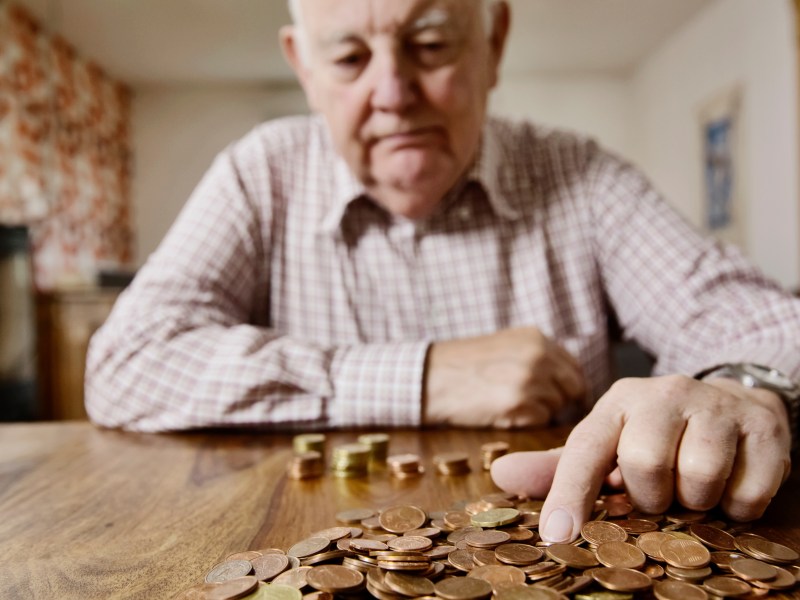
(298, 0, 478, 37)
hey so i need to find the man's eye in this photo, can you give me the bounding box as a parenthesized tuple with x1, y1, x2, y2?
(334, 54, 367, 68)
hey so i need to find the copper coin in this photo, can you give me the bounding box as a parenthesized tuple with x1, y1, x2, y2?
(502, 526, 536, 542)
(206, 576, 260, 600)
(664, 565, 712, 582)
(546, 544, 599, 569)
(300, 550, 347, 566)
(525, 561, 567, 581)
(379, 505, 428, 533)
(592, 567, 653, 592)
(205, 559, 255, 583)
(660, 538, 711, 569)
(335, 508, 375, 523)
(495, 585, 565, 600)
(271, 566, 313, 589)
(644, 563, 665, 579)
(349, 538, 388, 553)
(710, 551, 748, 572)
(613, 519, 660, 534)
(384, 571, 436, 596)
(467, 564, 527, 592)
(448, 548, 477, 572)
(595, 541, 646, 569)
(750, 566, 796, 590)
(287, 537, 330, 559)
(425, 544, 456, 559)
(405, 527, 442, 538)
(465, 529, 512, 549)
(688, 523, 737, 551)
(251, 553, 290, 581)
(389, 535, 433, 552)
(226, 550, 263, 562)
(435, 575, 494, 600)
(473, 549, 502, 566)
(665, 509, 707, 524)
(311, 526, 353, 542)
(729, 557, 779, 581)
(653, 579, 708, 600)
(305, 564, 364, 593)
(444, 511, 474, 530)
(702, 575, 753, 597)
(636, 531, 674, 561)
(495, 543, 544, 566)
(735, 533, 800, 564)
(581, 521, 628, 545)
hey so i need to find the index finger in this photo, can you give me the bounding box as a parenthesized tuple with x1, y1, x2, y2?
(539, 401, 623, 542)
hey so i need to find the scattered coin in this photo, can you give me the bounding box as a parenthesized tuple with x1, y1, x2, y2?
(379, 505, 427, 533)
(653, 579, 708, 600)
(205, 559, 254, 583)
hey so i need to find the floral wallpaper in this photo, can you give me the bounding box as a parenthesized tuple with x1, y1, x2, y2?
(0, 2, 133, 289)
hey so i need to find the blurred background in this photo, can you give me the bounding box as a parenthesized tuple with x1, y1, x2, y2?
(1, 0, 798, 421)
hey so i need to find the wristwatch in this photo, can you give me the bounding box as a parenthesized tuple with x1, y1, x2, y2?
(696, 363, 800, 452)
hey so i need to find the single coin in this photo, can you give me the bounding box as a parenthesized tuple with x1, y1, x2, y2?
(734, 533, 800, 564)
(300, 550, 347, 566)
(467, 564, 527, 592)
(311, 526, 353, 542)
(592, 567, 653, 593)
(729, 557, 779, 581)
(287, 537, 330, 559)
(472, 508, 521, 528)
(248, 583, 303, 600)
(665, 509, 706, 525)
(305, 564, 364, 593)
(226, 550, 263, 562)
(595, 541, 646, 570)
(473, 549, 502, 566)
(702, 575, 753, 597)
(384, 571, 436, 596)
(653, 579, 708, 600)
(636, 532, 674, 562)
(335, 508, 375, 523)
(558, 574, 594, 595)
(689, 523, 737, 551)
(664, 565, 712, 582)
(448, 548, 477, 572)
(710, 551, 747, 572)
(465, 529, 512, 549)
(206, 576, 260, 600)
(750, 566, 796, 590)
(251, 553, 290, 581)
(379, 505, 428, 533)
(444, 511, 474, 530)
(206, 559, 255, 583)
(271, 566, 313, 589)
(495, 543, 544, 566)
(502, 526, 537, 542)
(425, 544, 456, 559)
(660, 538, 711, 569)
(644, 564, 665, 579)
(613, 519, 659, 534)
(546, 544, 599, 569)
(495, 584, 566, 600)
(405, 527, 442, 538)
(581, 521, 628, 545)
(435, 575, 494, 600)
(349, 538, 388, 553)
(388, 535, 433, 552)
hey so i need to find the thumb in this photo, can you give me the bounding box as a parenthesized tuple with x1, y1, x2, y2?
(490, 447, 563, 499)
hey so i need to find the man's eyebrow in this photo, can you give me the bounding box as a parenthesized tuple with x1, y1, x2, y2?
(408, 8, 454, 32)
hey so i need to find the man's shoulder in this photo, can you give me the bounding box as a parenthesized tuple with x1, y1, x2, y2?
(487, 115, 598, 156)
(229, 114, 329, 162)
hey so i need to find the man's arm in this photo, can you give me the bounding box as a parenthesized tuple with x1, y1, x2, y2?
(85, 149, 427, 432)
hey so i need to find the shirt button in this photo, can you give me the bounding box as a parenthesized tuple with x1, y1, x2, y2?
(458, 206, 472, 221)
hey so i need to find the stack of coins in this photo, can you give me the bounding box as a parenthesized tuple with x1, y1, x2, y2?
(386, 453, 424, 478)
(357, 433, 390, 464)
(331, 443, 370, 478)
(292, 433, 326, 455)
(433, 452, 471, 475)
(286, 450, 324, 480)
(182, 490, 800, 600)
(480, 441, 510, 470)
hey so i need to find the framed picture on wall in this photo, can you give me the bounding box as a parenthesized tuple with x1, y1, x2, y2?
(698, 84, 746, 250)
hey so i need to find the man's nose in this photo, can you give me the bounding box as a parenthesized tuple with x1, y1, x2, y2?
(369, 51, 418, 112)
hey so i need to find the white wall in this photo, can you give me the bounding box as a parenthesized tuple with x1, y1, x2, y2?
(131, 84, 306, 263)
(491, 74, 638, 163)
(633, 0, 799, 288)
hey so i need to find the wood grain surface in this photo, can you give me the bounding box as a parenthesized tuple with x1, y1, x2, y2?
(0, 422, 797, 599)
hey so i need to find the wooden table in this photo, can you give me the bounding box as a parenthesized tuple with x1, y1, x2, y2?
(1, 422, 798, 599)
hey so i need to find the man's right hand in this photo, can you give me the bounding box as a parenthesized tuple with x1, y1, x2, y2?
(422, 327, 587, 428)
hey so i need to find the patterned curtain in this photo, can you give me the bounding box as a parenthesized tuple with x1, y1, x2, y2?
(0, 1, 133, 290)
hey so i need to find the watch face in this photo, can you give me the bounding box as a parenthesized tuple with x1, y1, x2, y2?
(741, 364, 795, 391)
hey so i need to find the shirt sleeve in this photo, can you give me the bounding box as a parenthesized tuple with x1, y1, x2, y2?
(586, 147, 800, 382)
(84, 147, 427, 432)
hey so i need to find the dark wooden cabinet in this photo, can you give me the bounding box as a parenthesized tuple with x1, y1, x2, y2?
(37, 289, 120, 420)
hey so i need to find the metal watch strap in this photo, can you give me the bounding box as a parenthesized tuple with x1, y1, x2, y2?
(695, 363, 800, 455)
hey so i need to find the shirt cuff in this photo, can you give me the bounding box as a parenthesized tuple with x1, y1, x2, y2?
(329, 341, 430, 428)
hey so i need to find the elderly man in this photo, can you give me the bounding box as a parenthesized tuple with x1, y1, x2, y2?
(86, 0, 800, 543)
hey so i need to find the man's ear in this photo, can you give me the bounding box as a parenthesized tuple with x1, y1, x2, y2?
(279, 25, 318, 110)
(487, 1, 511, 89)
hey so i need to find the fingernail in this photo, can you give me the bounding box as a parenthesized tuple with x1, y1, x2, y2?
(542, 508, 574, 542)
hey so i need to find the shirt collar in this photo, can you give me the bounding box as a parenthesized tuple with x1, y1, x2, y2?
(318, 117, 525, 235)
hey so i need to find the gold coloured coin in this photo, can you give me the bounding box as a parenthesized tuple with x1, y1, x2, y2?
(379, 505, 428, 534)
(471, 508, 520, 528)
(465, 529, 512, 549)
(248, 583, 304, 600)
(581, 521, 628, 545)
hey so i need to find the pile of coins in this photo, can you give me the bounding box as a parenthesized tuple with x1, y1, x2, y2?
(433, 452, 471, 476)
(386, 454, 425, 478)
(178, 491, 800, 600)
(286, 451, 324, 480)
(331, 444, 372, 478)
(480, 442, 510, 471)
